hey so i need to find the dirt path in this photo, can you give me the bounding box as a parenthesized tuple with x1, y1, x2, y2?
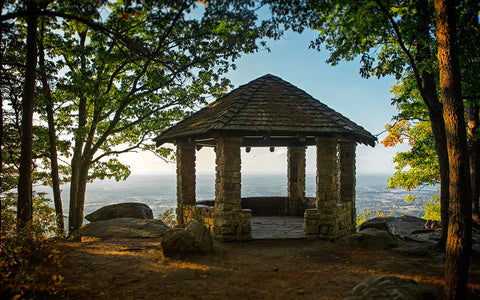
(56, 238, 480, 299)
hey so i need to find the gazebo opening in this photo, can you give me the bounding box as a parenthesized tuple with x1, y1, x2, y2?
(154, 74, 376, 242)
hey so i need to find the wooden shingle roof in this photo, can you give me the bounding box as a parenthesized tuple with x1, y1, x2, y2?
(154, 74, 377, 147)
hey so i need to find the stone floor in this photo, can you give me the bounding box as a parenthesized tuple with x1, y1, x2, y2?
(251, 216, 305, 239)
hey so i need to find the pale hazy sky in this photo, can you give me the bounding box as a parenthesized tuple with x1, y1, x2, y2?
(121, 30, 409, 176)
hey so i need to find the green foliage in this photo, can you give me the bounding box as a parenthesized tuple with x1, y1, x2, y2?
(423, 193, 441, 221)
(157, 207, 176, 228)
(356, 209, 394, 227)
(1, 193, 58, 237)
(385, 121, 439, 191)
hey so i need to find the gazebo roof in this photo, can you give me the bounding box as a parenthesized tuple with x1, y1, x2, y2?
(154, 74, 377, 147)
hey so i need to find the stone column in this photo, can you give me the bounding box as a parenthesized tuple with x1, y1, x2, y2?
(176, 139, 196, 224)
(304, 136, 339, 239)
(213, 136, 251, 241)
(316, 137, 339, 209)
(215, 136, 242, 212)
(339, 142, 356, 232)
(287, 146, 306, 215)
(339, 142, 356, 203)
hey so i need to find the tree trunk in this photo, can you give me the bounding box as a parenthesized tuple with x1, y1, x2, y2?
(435, 0, 472, 299)
(38, 30, 65, 236)
(68, 158, 89, 233)
(67, 31, 88, 235)
(0, 0, 4, 235)
(468, 104, 480, 224)
(17, 0, 37, 229)
(428, 106, 450, 247)
(68, 153, 81, 234)
(422, 70, 449, 249)
(464, 0, 480, 225)
(416, 0, 449, 248)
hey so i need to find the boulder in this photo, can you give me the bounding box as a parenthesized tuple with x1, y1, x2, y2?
(344, 276, 434, 300)
(161, 221, 213, 257)
(79, 217, 168, 239)
(340, 228, 399, 249)
(358, 216, 427, 239)
(85, 202, 154, 222)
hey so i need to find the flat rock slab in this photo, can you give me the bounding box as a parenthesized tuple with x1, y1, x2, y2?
(85, 202, 154, 222)
(340, 228, 399, 250)
(80, 218, 168, 239)
(359, 216, 427, 238)
(251, 216, 305, 239)
(344, 276, 435, 300)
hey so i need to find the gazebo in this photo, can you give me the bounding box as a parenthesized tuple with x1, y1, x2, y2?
(154, 74, 376, 241)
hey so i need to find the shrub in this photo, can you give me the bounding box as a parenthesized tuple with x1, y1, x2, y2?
(1, 193, 64, 298)
(157, 207, 176, 228)
(423, 194, 441, 221)
(1, 192, 58, 236)
(0, 227, 63, 298)
(356, 209, 394, 227)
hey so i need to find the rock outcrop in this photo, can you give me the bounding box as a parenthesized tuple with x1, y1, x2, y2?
(344, 276, 434, 300)
(79, 217, 168, 239)
(85, 202, 154, 222)
(340, 228, 399, 249)
(161, 221, 213, 257)
(358, 215, 427, 239)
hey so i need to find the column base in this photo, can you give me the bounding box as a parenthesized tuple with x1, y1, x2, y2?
(212, 209, 252, 242)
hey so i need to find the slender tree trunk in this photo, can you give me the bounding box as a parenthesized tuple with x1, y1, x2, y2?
(429, 107, 450, 246)
(17, 0, 37, 229)
(67, 31, 88, 235)
(422, 66, 449, 249)
(468, 104, 480, 224)
(465, 0, 480, 225)
(68, 154, 81, 234)
(0, 0, 5, 235)
(38, 29, 65, 236)
(416, 0, 449, 247)
(68, 157, 89, 233)
(435, 0, 472, 299)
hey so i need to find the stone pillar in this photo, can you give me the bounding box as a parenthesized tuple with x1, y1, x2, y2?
(215, 136, 242, 212)
(287, 146, 306, 215)
(339, 142, 356, 203)
(304, 137, 339, 239)
(176, 139, 196, 224)
(339, 142, 356, 232)
(316, 137, 339, 209)
(213, 136, 251, 241)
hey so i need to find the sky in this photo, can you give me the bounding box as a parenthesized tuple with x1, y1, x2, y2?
(121, 29, 410, 176)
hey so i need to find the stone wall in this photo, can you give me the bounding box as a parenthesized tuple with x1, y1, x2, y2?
(303, 201, 355, 240)
(182, 204, 251, 242)
(242, 197, 289, 216)
(197, 197, 306, 216)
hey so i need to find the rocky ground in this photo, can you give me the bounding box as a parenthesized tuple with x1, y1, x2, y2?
(54, 236, 480, 299)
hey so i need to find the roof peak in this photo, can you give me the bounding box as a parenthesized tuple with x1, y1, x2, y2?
(155, 74, 377, 147)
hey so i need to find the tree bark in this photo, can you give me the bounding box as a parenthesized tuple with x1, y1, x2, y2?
(416, 0, 449, 247)
(17, 0, 37, 229)
(468, 104, 480, 224)
(464, 0, 480, 225)
(435, 0, 472, 299)
(0, 0, 5, 234)
(67, 31, 88, 235)
(38, 27, 65, 236)
(68, 158, 89, 233)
